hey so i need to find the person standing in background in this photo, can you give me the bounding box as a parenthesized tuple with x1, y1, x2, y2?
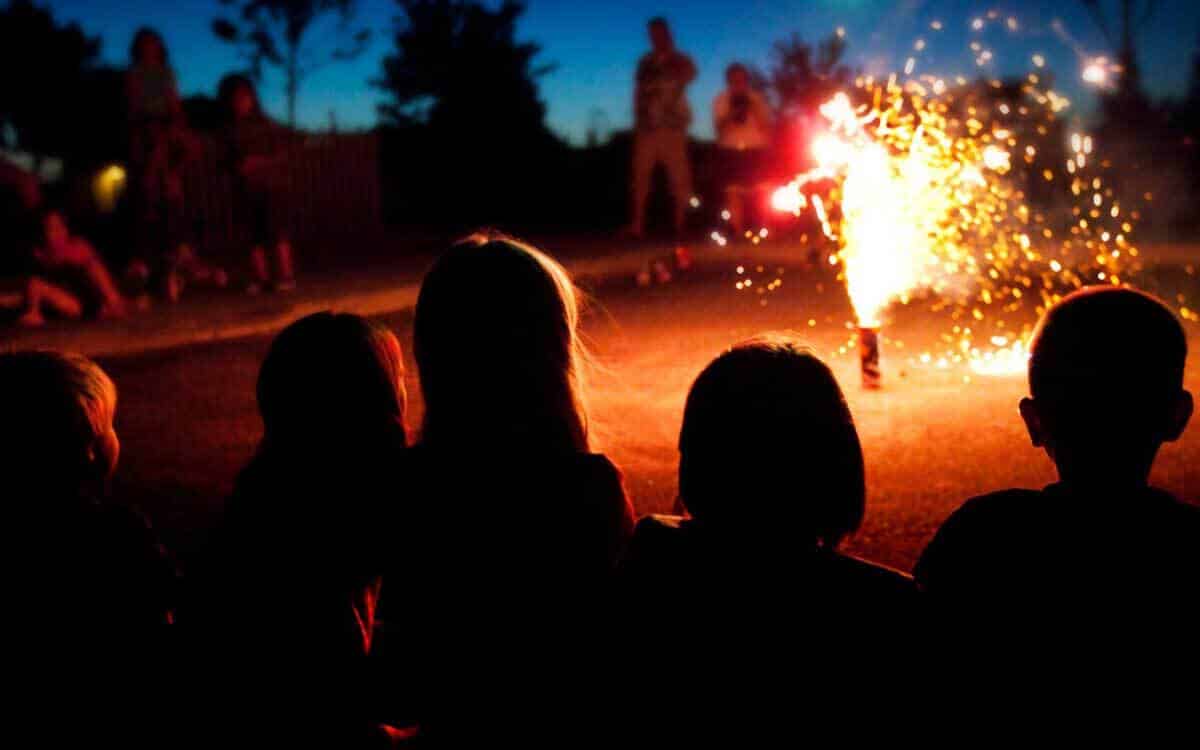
(629, 17, 696, 240)
(124, 28, 189, 301)
(713, 63, 773, 237)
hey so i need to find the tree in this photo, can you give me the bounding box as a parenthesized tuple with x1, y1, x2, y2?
(0, 0, 100, 166)
(769, 32, 854, 118)
(375, 0, 553, 140)
(374, 0, 561, 226)
(213, 0, 371, 127)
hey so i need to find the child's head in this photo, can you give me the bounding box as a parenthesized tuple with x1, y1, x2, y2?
(218, 74, 261, 120)
(0, 351, 119, 496)
(678, 336, 865, 549)
(414, 232, 590, 451)
(130, 28, 168, 66)
(256, 312, 407, 457)
(1020, 286, 1192, 486)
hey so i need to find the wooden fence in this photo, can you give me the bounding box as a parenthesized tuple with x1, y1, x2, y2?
(180, 131, 382, 262)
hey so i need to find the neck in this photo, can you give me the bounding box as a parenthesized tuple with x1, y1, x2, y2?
(1055, 472, 1151, 495)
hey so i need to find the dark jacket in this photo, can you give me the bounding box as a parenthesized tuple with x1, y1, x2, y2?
(181, 442, 401, 745)
(915, 483, 1200, 610)
(376, 445, 635, 746)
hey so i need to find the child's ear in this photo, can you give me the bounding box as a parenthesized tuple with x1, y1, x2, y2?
(1164, 390, 1194, 442)
(1019, 397, 1045, 447)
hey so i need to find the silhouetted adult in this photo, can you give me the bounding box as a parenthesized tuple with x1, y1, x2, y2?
(617, 337, 915, 741)
(629, 17, 696, 239)
(182, 312, 408, 746)
(0, 351, 176, 743)
(124, 27, 189, 298)
(916, 287, 1198, 620)
(378, 233, 635, 746)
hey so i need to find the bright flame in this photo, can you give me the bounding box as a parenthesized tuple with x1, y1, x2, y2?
(763, 71, 1144, 373)
(839, 142, 933, 327)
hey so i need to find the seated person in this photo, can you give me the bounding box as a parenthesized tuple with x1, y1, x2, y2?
(19, 210, 127, 326)
(621, 335, 913, 609)
(617, 337, 915, 742)
(378, 234, 635, 746)
(181, 312, 409, 746)
(0, 350, 176, 631)
(0, 351, 177, 741)
(915, 287, 1198, 614)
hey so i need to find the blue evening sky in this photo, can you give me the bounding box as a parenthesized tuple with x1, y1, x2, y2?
(43, 0, 1200, 142)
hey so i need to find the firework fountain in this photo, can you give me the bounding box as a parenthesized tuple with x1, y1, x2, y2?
(758, 13, 1148, 387)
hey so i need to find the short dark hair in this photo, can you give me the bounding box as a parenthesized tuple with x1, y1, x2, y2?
(725, 63, 748, 80)
(679, 336, 865, 549)
(1029, 286, 1187, 412)
(648, 17, 668, 29)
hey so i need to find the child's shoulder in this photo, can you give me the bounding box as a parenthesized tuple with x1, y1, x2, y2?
(951, 487, 1048, 524)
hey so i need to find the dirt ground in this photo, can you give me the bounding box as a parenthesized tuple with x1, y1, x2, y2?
(83, 249, 1200, 572)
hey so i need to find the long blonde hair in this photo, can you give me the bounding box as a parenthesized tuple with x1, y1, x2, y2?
(0, 350, 118, 490)
(414, 232, 590, 452)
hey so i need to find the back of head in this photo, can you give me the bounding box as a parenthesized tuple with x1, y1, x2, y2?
(0, 351, 117, 500)
(256, 312, 407, 462)
(1027, 286, 1189, 483)
(414, 233, 589, 452)
(678, 336, 865, 549)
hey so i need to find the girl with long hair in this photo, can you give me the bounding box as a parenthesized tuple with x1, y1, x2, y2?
(382, 233, 635, 744)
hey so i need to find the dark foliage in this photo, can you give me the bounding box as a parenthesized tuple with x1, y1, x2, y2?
(375, 1, 568, 228)
(212, 0, 371, 126)
(0, 1, 101, 165)
(770, 32, 853, 119)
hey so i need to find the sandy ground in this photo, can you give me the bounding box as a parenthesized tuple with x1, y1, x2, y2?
(49, 240, 1196, 574)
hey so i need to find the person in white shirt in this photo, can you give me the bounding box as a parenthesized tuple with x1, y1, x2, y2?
(712, 63, 773, 236)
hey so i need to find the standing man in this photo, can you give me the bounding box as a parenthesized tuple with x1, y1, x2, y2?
(629, 17, 697, 240)
(713, 63, 773, 236)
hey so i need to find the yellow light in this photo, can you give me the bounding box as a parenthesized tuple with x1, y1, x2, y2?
(92, 163, 127, 213)
(1082, 60, 1109, 87)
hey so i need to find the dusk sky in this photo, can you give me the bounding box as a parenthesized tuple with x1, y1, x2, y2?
(44, 0, 1200, 143)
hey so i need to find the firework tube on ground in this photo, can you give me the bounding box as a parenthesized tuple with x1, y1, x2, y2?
(859, 326, 881, 389)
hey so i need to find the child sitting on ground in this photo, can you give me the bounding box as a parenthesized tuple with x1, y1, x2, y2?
(0, 351, 177, 741)
(617, 336, 915, 741)
(0, 350, 176, 635)
(19, 210, 127, 326)
(621, 335, 914, 607)
(915, 286, 1198, 612)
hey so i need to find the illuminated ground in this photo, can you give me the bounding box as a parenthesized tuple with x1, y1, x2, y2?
(93, 243, 1200, 572)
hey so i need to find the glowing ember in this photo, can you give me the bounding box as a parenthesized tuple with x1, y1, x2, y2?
(1081, 57, 1118, 88)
